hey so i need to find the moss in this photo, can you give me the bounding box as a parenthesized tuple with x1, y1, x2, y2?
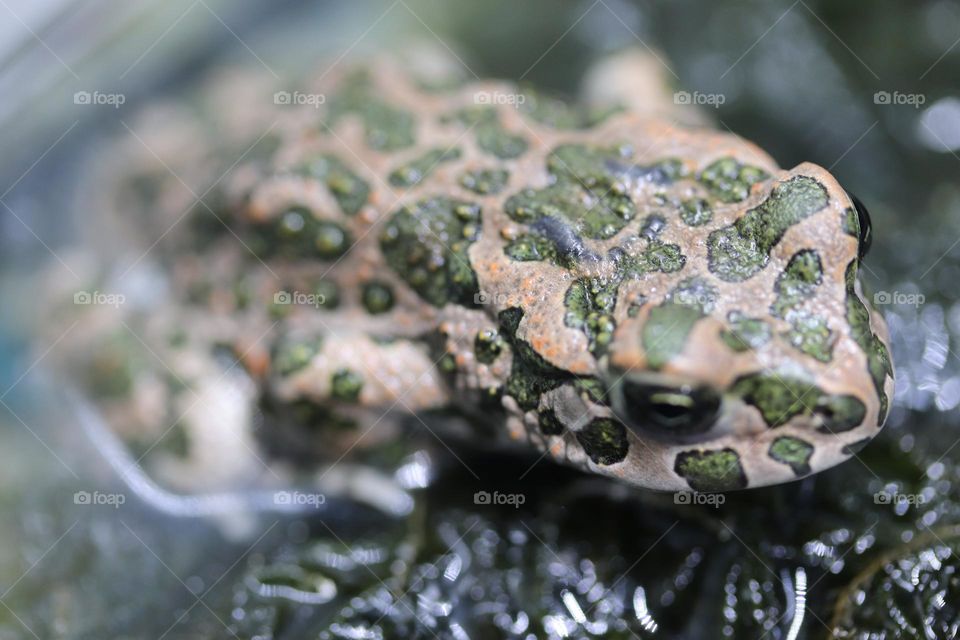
(296, 154, 370, 216)
(331, 369, 364, 402)
(680, 198, 713, 226)
(361, 281, 395, 314)
(674, 448, 747, 492)
(326, 70, 415, 151)
(474, 329, 504, 365)
(768, 436, 814, 476)
(459, 168, 509, 195)
(388, 147, 462, 187)
(707, 176, 828, 281)
(273, 335, 323, 376)
(575, 418, 629, 465)
(380, 198, 482, 307)
(720, 312, 771, 352)
(699, 157, 770, 203)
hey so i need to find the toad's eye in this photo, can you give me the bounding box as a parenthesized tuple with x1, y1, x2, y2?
(847, 191, 872, 259)
(616, 380, 721, 438)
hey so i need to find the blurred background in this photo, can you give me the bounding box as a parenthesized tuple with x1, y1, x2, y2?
(1, 1, 959, 638)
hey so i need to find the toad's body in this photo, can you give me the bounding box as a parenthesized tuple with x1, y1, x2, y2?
(66, 52, 893, 493)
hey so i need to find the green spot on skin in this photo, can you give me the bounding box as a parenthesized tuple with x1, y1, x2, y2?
(720, 312, 771, 352)
(616, 242, 687, 278)
(519, 88, 622, 129)
(389, 147, 462, 187)
(576, 418, 628, 465)
(768, 436, 815, 476)
(297, 154, 370, 216)
(361, 281, 395, 314)
(273, 336, 323, 376)
(772, 250, 823, 318)
(782, 311, 834, 362)
(504, 144, 636, 240)
(699, 157, 770, 203)
(674, 448, 747, 492)
(641, 278, 718, 369)
(732, 372, 867, 431)
(258, 207, 351, 260)
(842, 437, 872, 456)
(680, 198, 713, 226)
(314, 280, 341, 309)
(538, 409, 564, 435)
(643, 304, 704, 370)
(451, 107, 527, 159)
(474, 329, 504, 365)
(731, 373, 821, 427)
(574, 378, 608, 405)
(504, 233, 565, 265)
(331, 368, 363, 402)
(842, 206, 860, 237)
(564, 278, 618, 356)
(380, 198, 482, 307)
(459, 168, 509, 195)
(505, 182, 634, 240)
(499, 308, 570, 410)
(326, 70, 415, 151)
(817, 394, 868, 432)
(708, 176, 829, 282)
(845, 260, 893, 425)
